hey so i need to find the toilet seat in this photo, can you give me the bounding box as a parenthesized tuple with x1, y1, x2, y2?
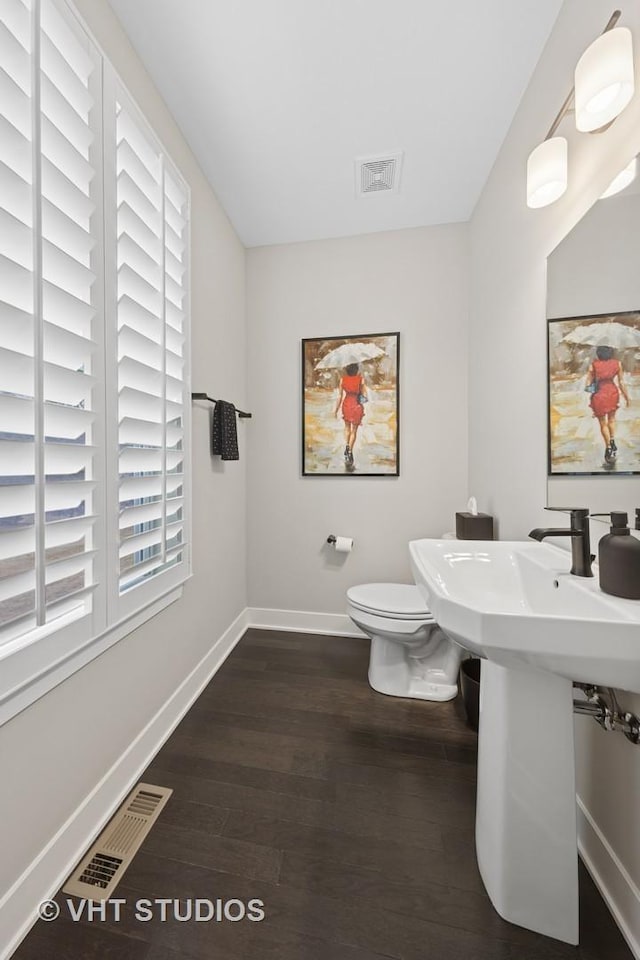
(347, 583, 433, 621)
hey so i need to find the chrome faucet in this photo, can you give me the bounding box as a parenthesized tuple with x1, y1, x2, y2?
(529, 507, 594, 578)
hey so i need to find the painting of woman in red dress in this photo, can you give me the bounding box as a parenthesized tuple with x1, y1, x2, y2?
(334, 363, 368, 468)
(301, 332, 399, 476)
(585, 345, 630, 463)
(547, 313, 639, 475)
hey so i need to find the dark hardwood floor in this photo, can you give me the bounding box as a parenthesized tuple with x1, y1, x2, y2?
(13, 629, 633, 960)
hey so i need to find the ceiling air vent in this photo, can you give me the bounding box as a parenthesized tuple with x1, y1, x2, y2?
(63, 783, 172, 900)
(356, 152, 403, 197)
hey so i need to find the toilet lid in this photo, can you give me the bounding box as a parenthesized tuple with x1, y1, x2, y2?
(347, 583, 433, 620)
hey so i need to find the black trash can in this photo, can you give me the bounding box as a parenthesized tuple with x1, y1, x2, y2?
(460, 658, 481, 731)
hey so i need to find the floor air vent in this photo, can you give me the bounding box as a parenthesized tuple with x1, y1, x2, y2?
(63, 783, 172, 900)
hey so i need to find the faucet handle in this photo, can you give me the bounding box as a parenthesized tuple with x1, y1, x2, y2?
(545, 507, 590, 521)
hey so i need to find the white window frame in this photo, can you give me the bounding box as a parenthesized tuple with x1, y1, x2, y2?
(0, 0, 192, 727)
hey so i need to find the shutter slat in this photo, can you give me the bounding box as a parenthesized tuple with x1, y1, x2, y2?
(44, 320, 95, 372)
(119, 546, 184, 592)
(117, 232, 161, 291)
(119, 501, 165, 528)
(43, 278, 95, 334)
(41, 113, 94, 189)
(0, 526, 34, 565)
(118, 355, 163, 396)
(0, 159, 33, 225)
(0, 64, 31, 136)
(40, 30, 92, 119)
(0, 569, 35, 605)
(118, 262, 162, 317)
(165, 247, 185, 284)
(42, 237, 95, 296)
(0, 117, 32, 182)
(40, 73, 93, 154)
(118, 474, 163, 504)
(41, 0, 93, 83)
(165, 274, 184, 310)
(41, 156, 94, 225)
(118, 416, 164, 448)
(163, 197, 183, 236)
(0, 346, 34, 397)
(0, 483, 35, 524)
(42, 198, 94, 265)
(0, 20, 30, 95)
(119, 446, 163, 475)
(0, 207, 32, 267)
(0, 301, 33, 355)
(117, 201, 161, 261)
(43, 361, 95, 408)
(0, 393, 33, 438)
(0, 252, 33, 313)
(44, 401, 94, 443)
(117, 138, 160, 207)
(0, 440, 34, 481)
(117, 294, 162, 342)
(164, 172, 185, 214)
(116, 106, 160, 180)
(164, 220, 184, 259)
(118, 385, 163, 423)
(117, 169, 161, 236)
(118, 324, 162, 370)
(2, 0, 31, 52)
(119, 526, 163, 558)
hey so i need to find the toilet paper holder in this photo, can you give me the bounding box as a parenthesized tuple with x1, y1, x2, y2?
(327, 534, 354, 548)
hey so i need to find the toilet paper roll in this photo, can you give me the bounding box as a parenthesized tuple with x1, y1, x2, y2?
(334, 536, 354, 553)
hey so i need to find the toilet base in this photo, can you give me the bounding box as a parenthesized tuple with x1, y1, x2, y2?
(367, 633, 460, 702)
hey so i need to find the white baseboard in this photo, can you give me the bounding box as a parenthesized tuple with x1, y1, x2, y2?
(1, 607, 250, 960)
(577, 795, 640, 960)
(248, 606, 365, 638)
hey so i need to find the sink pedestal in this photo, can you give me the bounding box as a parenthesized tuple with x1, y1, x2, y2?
(475, 660, 579, 944)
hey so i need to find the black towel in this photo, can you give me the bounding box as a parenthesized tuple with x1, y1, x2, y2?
(211, 400, 239, 460)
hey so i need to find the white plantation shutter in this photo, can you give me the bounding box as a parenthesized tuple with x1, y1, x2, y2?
(0, 0, 102, 643)
(110, 91, 189, 602)
(0, 0, 189, 718)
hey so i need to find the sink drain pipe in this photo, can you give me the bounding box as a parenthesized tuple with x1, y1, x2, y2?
(573, 684, 640, 744)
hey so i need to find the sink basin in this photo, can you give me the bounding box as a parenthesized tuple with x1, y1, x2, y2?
(409, 538, 640, 693)
(408, 537, 640, 947)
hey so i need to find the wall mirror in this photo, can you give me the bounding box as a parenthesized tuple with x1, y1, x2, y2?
(546, 155, 640, 523)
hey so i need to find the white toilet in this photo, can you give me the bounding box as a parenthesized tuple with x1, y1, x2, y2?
(346, 582, 463, 701)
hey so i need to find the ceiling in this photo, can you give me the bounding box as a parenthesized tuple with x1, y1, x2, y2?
(108, 0, 563, 247)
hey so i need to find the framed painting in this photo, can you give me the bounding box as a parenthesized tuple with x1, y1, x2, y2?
(302, 332, 400, 476)
(547, 311, 640, 475)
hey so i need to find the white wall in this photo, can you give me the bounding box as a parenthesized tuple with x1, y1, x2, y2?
(246, 225, 469, 615)
(469, 0, 640, 952)
(0, 0, 248, 953)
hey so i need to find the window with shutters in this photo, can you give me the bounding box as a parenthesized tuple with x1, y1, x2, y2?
(0, 0, 190, 721)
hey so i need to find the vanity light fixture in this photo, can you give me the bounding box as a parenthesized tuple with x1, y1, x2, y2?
(600, 156, 637, 198)
(575, 26, 635, 132)
(526, 136, 568, 208)
(526, 11, 633, 210)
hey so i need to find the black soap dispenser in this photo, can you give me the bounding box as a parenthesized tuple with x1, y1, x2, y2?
(598, 512, 640, 600)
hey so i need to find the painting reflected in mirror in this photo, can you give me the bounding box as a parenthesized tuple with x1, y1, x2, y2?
(548, 311, 640, 475)
(546, 153, 640, 516)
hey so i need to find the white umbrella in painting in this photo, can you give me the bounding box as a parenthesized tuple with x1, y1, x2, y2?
(561, 320, 640, 349)
(315, 342, 386, 370)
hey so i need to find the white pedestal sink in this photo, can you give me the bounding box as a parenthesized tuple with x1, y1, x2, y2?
(409, 538, 640, 945)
